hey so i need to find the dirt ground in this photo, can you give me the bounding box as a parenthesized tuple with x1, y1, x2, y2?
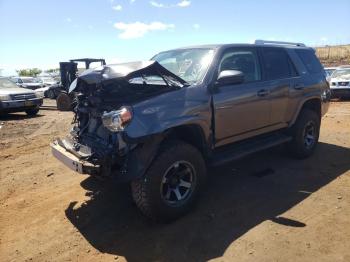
(0, 99, 349, 262)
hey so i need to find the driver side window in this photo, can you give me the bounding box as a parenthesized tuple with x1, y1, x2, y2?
(219, 48, 261, 83)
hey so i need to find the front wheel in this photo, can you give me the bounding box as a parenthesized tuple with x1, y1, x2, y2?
(25, 108, 39, 116)
(287, 109, 320, 159)
(131, 141, 206, 222)
(47, 89, 56, 99)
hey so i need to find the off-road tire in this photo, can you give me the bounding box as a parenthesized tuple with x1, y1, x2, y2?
(25, 108, 39, 116)
(287, 109, 320, 159)
(131, 140, 206, 223)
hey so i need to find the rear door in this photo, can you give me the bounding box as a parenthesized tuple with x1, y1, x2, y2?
(259, 47, 298, 126)
(212, 47, 271, 147)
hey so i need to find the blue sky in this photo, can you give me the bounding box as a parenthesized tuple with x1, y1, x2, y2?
(1, 0, 349, 75)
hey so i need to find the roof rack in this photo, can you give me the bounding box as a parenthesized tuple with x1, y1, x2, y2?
(255, 40, 306, 47)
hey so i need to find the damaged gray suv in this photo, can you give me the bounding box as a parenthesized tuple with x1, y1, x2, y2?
(51, 40, 330, 222)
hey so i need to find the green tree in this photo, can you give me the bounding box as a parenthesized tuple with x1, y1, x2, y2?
(45, 68, 59, 74)
(16, 68, 42, 77)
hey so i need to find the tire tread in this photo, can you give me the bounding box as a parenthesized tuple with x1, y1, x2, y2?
(131, 140, 206, 222)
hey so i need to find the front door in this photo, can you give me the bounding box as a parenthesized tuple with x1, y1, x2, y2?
(212, 47, 271, 147)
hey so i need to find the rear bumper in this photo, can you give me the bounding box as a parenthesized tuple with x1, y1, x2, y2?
(0, 98, 43, 112)
(51, 140, 100, 175)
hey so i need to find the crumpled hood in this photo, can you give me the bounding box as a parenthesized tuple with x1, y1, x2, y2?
(70, 61, 188, 93)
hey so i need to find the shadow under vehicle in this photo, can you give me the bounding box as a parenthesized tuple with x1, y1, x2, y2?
(65, 142, 350, 262)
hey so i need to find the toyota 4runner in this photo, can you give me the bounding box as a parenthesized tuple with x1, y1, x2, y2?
(51, 40, 330, 222)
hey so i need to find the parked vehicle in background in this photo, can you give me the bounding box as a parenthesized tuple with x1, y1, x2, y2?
(15, 77, 44, 90)
(329, 67, 350, 99)
(34, 86, 50, 98)
(0, 77, 43, 116)
(55, 58, 106, 111)
(46, 84, 63, 99)
(33, 88, 46, 99)
(51, 40, 330, 222)
(35, 85, 60, 99)
(39, 76, 58, 86)
(324, 67, 337, 80)
(8, 76, 18, 83)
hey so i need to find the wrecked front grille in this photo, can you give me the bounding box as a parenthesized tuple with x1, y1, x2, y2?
(11, 93, 36, 101)
(73, 115, 117, 161)
(338, 82, 349, 86)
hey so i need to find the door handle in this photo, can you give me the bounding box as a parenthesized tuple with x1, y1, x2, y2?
(294, 83, 305, 90)
(257, 89, 269, 97)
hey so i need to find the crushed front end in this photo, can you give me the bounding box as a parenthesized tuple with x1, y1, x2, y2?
(51, 61, 187, 181)
(51, 101, 130, 178)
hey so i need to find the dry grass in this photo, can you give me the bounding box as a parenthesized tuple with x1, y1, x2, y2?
(316, 45, 350, 66)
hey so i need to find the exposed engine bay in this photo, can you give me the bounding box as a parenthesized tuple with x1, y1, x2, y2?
(54, 61, 187, 180)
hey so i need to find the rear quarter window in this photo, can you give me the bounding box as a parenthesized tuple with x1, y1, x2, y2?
(295, 49, 323, 74)
(261, 47, 295, 80)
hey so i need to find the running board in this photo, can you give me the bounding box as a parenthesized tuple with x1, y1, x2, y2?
(209, 133, 292, 167)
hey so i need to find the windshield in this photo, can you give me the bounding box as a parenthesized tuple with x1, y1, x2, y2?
(332, 69, 350, 79)
(22, 78, 40, 83)
(0, 78, 19, 89)
(152, 48, 215, 84)
(325, 69, 336, 77)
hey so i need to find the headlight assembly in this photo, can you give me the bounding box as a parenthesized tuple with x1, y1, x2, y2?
(102, 106, 133, 132)
(35, 91, 44, 98)
(0, 95, 11, 101)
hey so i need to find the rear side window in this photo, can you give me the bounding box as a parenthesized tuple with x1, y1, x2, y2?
(261, 47, 294, 80)
(295, 49, 323, 74)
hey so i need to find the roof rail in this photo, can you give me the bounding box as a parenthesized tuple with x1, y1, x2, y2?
(255, 40, 306, 47)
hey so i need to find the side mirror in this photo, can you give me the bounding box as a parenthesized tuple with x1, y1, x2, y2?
(216, 70, 244, 86)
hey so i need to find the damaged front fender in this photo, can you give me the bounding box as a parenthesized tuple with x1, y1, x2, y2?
(118, 134, 165, 182)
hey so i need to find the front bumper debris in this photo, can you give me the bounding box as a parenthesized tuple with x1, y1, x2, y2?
(51, 140, 100, 175)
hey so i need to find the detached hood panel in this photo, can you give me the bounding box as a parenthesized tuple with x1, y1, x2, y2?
(70, 61, 190, 108)
(73, 61, 188, 89)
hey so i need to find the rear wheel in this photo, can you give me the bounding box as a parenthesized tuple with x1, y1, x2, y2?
(25, 108, 39, 116)
(287, 109, 320, 159)
(131, 140, 206, 222)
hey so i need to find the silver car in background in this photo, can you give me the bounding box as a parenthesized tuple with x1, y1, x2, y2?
(15, 77, 44, 90)
(38, 76, 58, 86)
(0, 78, 43, 116)
(324, 67, 337, 80)
(329, 67, 350, 99)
